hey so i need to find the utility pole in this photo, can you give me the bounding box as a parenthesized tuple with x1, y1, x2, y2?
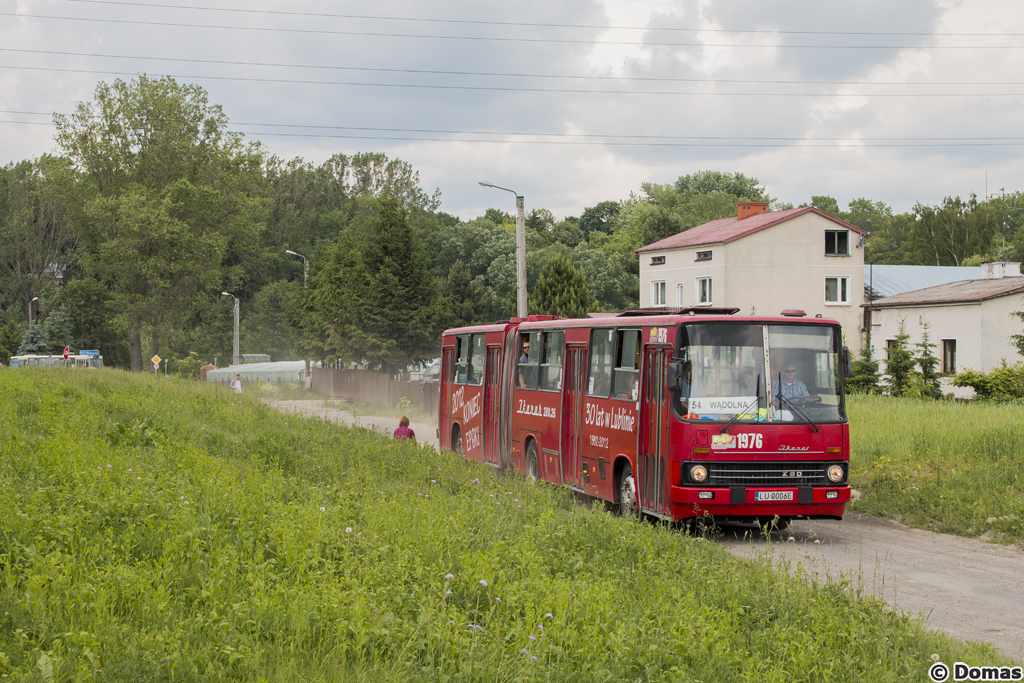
(221, 292, 240, 366)
(285, 250, 308, 290)
(479, 181, 528, 318)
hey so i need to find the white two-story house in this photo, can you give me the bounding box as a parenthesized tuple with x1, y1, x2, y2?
(636, 202, 867, 349)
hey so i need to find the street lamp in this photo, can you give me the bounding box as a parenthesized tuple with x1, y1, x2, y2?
(221, 292, 239, 367)
(285, 250, 309, 290)
(28, 296, 38, 324)
(479, 181, 527, 318)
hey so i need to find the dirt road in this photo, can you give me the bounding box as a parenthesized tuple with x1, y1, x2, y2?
(268, 399, 1024, 661)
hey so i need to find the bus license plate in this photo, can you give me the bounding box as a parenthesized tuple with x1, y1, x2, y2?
(755, 491, 794, 502)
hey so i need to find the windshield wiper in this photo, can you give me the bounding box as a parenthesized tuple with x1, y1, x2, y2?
(774, 372, 820, 432)
(720, 374, 760, 434)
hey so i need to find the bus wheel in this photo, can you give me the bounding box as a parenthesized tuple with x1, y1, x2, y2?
(618, 463, 638, 519)
(525, 442, 540, 481)
(451, 426, 463, 456)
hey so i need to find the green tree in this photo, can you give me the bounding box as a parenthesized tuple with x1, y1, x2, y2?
(911, 195, 994, 266)
(579, 201, 620, 237)
(241, 280, 304, 361)
(17, 322, 48, 355)
(42, 307, 75, 355)
(846, 335, 882, 394)
(444, 260, 489, 328)
(304, 196, 445, 374)
(911, 322, 943, 399)
(55, 76, 268, 371)
(531, 253, 592, 319)
(673, 170, 774, 204)
(885, 320, 917, 397)
(1009, 304, 1024, 358)
(0, 318, 25, 364)
(52, 276, 130, 367)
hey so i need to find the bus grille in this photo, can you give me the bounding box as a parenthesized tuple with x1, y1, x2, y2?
(705, 462, 834, 487)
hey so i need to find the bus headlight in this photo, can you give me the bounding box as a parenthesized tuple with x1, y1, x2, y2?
(690, 465, 708, 483)
(827, 465, 845, 483)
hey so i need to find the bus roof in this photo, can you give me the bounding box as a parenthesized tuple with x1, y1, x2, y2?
(443, 312, 840, 336)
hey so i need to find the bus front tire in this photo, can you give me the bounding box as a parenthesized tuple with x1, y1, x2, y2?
(618, 463, 638, 519)
(526, 442, 540, 481)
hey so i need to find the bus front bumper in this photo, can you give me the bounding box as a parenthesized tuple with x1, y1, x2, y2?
(669, 485, 851, 516)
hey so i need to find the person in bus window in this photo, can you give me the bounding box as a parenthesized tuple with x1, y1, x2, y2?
(737, 367, 757, 395)
(772, 363, 816, 406)
(616, 373, 639, 400)
(517, 339, 533, 388)
(680, 361, 704, 398)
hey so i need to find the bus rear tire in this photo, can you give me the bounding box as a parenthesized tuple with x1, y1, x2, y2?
(618, 463, 638, 519)
(451, 426, 463, 456)
(525, 442, 540, 481)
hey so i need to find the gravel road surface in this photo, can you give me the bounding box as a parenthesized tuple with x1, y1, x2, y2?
(268, 399, 1024, 661)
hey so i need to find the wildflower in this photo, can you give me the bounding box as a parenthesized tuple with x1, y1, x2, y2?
(445, 573, 454, 579)
(489, 494, 495, 498)
(345, 527, 353, 533)
(931, 654, 940, 662)
(448, 620, 455, 625)
(445, 591, 452, 595)
(787, 536, 796, 543)
(107, 465, 112, 469)
(529, 635, 536, 641)
(538, 625, 544, 630)
(431, 479, 436, 484)
(98, 466, 102, 471)
(473, 478, 480, 484)
(545, 613, 553, 619)
(320, 507, 325, 512)
(531, 656, 537, 661)
(479, 579, 488, 587)
(814, 539, 821, 544)
(495, 597, 501, 603)
(128, 469, 133, 473)
(514, 499, 519, 502)
(521, 649, 529, 655)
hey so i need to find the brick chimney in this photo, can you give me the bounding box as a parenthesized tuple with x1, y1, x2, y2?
(737, 202, 769, 220)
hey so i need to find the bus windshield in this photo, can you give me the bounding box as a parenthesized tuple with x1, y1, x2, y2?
(674, 323, 845, 424)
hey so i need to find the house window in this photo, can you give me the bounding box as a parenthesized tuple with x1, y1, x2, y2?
(696, 277, 712, 305)
(825, 230, 850, 256)
(942, 340, 956, 374)
(824, 276, 850, 305)
(885, 339, 895, 361)
(651, 280, 666, 307)
(676, 283, 685, 307)
(695, 250, 712, 262)
(649, 255, 666, 266)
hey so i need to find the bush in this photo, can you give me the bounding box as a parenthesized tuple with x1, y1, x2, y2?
(952, 361, 1024, 399)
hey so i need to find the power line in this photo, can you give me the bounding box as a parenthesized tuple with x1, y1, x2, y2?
(54, 0, 1024, 38)
(3, 47, 1022, 87)
(3, 12, 1021, 49)
(2, 64, 1022, 97)
(3, 116, 1023, 147)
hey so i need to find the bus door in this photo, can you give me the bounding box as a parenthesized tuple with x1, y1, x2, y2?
(482, 345, 502, 466)
(561, 344, 588, 489)
(639, 346, 670, 515)
(440, 346, 455, 449)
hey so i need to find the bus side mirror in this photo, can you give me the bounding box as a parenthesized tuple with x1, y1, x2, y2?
(842, 347, 853, 378)
(667, 361, 683, 393)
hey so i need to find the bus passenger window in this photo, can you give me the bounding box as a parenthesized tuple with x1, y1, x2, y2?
(466, 334, 485, 385)
(517, 332, 540, 390)
(588, 329, 614, 397)
(612, 330, 641, 400)
(539, 331, 565, 391)
(455, 335, 470, 384)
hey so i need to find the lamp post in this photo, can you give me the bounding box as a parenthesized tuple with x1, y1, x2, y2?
(221, 292, 239, 367)
(479, 181, 527, 318)
(28, 296, 38, 324)
(285, 250, 309, 290)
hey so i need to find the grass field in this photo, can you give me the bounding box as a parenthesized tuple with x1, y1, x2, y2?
(848, 395, 1024, 545)
(0, 370, 1010, 681)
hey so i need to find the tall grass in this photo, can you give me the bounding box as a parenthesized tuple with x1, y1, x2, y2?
(0, 370, 1008, 680)
(849, 395, 1024, 544)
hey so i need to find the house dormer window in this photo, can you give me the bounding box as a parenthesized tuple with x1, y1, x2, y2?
(695, 250, 712, 262)
(649, 255, 666, 266)
(825, 230, 850, 256)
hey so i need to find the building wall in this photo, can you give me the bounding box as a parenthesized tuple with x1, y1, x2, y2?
(868, 295, 1024, 376)
(640, 212, 865, 348)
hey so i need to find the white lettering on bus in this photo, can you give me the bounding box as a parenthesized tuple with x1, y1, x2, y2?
(583, 402, 635, 433)
(516, 400, 556, 418)
(451, 386, 465, 416)
(465, 427, 481, 451)
(589, 434, 609, 449)
(462, 393, 481, 422)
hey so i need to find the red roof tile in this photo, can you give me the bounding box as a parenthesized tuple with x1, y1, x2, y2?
(635, 207, 867, 254)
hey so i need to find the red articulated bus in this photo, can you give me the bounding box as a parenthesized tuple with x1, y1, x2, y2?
(438, 308, 852, 526)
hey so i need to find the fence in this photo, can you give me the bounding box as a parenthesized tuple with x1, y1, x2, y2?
(311, 366, 439, 416)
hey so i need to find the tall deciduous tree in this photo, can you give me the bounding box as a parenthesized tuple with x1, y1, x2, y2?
(305, 196, 445, 374)
(531, 253, 592, 319)
(54, 76, 267, 371)
(911, 195, 994, 266)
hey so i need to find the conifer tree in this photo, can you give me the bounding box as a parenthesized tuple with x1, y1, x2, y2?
(846, 333, 882, 394)
(885, 320, 916, 397)
(444, 260, 489, 328)
(531, 253, 592, 319)
(17, 322, 49, 355)
(913, 322, 943, 399)
(43, 307, 74, 355)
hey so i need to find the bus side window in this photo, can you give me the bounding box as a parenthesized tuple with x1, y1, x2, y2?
(466, 333, 485, 385)
(539, 331, 565, 392)
(612, 329, 641, 399)
(455, 335, 470, 384)
(588, 329, 614, 397)
(517, 332, 540, 390)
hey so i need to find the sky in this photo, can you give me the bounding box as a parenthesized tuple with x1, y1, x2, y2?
(2, 0, 1023, 221)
